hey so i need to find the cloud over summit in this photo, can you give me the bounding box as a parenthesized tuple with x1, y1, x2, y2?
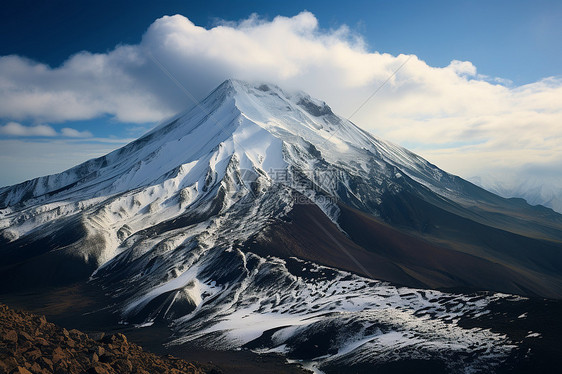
(0, 11, 561, 182)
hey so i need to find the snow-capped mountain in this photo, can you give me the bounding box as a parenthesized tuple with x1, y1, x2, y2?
(1, 80, 562, 373)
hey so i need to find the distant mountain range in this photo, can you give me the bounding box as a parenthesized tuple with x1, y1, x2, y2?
(2, 80, 562, 373)
(471, 174, 562, 214)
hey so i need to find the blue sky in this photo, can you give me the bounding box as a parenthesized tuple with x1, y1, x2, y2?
(3, 0, 560, 84)
(1, 0, 561, 187)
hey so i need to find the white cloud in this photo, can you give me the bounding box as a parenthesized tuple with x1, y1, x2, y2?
(447, 60, 477, 76)
(0, 11, 561, 191)
(61, 127, 93, 138)
(0, 122, 93, 138)
(0, 122, 56, 136)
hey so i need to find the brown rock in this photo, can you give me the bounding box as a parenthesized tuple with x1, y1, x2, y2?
(102, 333, 127, 346)
(87, 332, 105, 341)
(16, 367, 33, 374)
(99, 352, 114, 364)
(54, 366, 69, 374)
(2, 356, 18, 369)
(115, 333, 127, 344)
(67, 363, 82, 374)
(25, 348, 42, 361)
(87, 365, 109, 374)
(19, 331, 33, 342)
(69, 329, 84, 339)
(53, 359, 69, 373)
(30, 362, 42, 372)
(96, 346, 105, 356)
(3, 329, 18, 344)
(18, 340, 33, 353)
(114, 358, 133, 372)
(38, 357, 53, 370)
(52, 346, 65, 363)
(0, 303, 210, 374)
(35, 337, 50, 346)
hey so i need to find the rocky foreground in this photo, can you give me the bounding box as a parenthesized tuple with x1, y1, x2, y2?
(0, 304, 219, 374)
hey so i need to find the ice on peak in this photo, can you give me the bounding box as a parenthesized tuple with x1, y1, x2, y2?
(220, 78, 282, 93)
(214, 79, 334, 118)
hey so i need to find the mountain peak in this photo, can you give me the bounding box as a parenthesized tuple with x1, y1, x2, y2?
(0, 79, 462, 224)
(218, 78, 281, 93)
(210, 78, 281, 98)
(213, 78, 335, 119)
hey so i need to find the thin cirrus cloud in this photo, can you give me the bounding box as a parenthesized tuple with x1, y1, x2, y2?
(0, 11, 561, 185)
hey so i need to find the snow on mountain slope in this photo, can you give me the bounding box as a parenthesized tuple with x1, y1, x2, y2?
(1, 79, 561, 372)
(164, 258, 516, 373)
(0, 79, 450, 264)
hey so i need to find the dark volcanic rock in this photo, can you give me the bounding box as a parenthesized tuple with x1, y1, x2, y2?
(0, 303, 219, 374)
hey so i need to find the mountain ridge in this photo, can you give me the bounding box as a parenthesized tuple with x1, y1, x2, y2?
(1, 78, 562, 295)
(2, 78, 562, 373)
